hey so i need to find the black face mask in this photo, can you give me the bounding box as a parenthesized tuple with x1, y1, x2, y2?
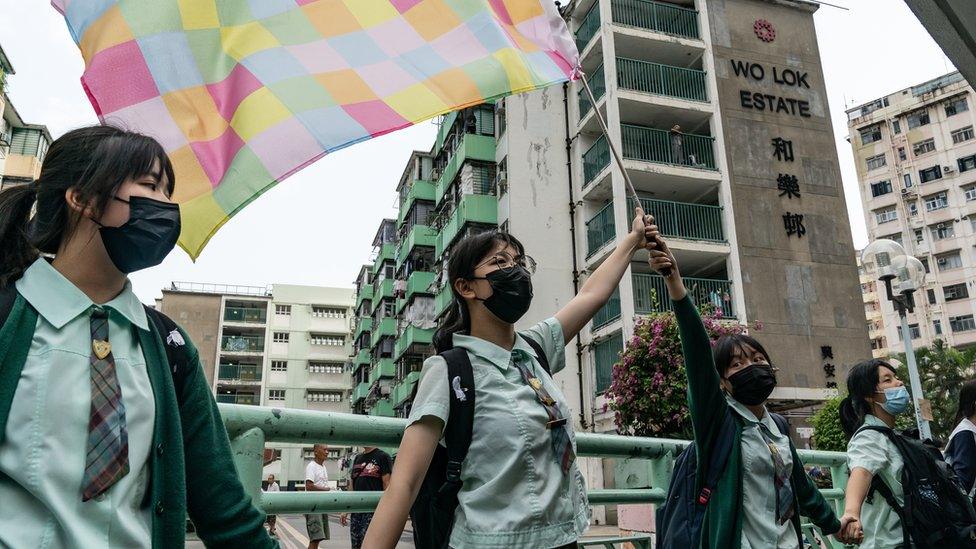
(727, 363, 777, 406)
(97, 196, 181, 274)
(472, 266, 533, 324)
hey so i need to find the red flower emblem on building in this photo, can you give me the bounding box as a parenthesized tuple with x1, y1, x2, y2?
(754, 19, 776, 42)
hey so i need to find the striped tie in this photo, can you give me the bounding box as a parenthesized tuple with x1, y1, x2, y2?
(512, 353, 576, 475)
(81, 307, 129, 502)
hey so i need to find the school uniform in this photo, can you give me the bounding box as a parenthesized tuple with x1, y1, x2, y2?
(947, 418, 976, 496)
(674, 295, 840, 548)
(0, 259, 275, 548)
(409, 318, 589, 548)
(846, 414, 906, 549)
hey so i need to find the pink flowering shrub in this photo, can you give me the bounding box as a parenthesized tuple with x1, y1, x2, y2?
(605, 306, 760, 439)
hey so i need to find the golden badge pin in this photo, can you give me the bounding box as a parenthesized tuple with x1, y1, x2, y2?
(529, 377, 543, 390)
(92, 340, 112, 360)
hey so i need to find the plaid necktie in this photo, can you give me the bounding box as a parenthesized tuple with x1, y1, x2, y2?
(81, 307, 130, 501)
(511, 351, 575, 475)
(758, 423, 795, 525)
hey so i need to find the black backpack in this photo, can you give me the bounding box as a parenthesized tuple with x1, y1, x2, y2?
(410, 335, 550, 549)
(0, 285, 194, 394)
(861, 425, 976, 548)
(656, 410, 791, 549)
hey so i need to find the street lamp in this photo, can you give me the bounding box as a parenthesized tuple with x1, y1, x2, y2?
(861, 239, 931, 440)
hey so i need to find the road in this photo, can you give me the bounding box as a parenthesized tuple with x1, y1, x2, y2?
(187, 514, 414, 548)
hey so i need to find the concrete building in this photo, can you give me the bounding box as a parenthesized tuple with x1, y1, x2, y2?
(857, 254, 889, 359)
(0, 43, 52, 190)
(848, 71, 976, 354)
(157, 282, 355, 488)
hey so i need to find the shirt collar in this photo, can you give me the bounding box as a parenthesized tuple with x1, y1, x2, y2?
(452, 332, 537, 371)
(15, 258, 149, 331)
(725, 394, 771, 426)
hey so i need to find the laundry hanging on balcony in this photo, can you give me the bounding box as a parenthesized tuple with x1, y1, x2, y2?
(53, 0, 580, 259)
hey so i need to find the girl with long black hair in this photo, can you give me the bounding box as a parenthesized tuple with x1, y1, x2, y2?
(0, 126, 275, 548)
(946, 380, 976, 498)
(364, 208, 657, 548)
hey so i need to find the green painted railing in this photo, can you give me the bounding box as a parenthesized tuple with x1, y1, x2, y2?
(220, 335, 265, 353)
(435, 193, 498, 257)
(394, 323, 435, 361)
(219, 404, 849, 549)
(593, 288, 622, 331)
(593, 331, 623, 393)
(223, 306, 267, 324)
(369, 398, 395, 417)
(632, 273, 735, 318)
(579, 63, 606, 119)
(355, 285, 373, 311)
(617, 57, 707, 102)
(583, 135, 611, 186)
(586, 201, 616, 258)
(611, 0, 700, 40)
(354, 348, 370, 367)
(353, 317, 372, 340)
(369, 358, 396, 384)
(396, 224, 437, 269)
(370, 279, 395, 315)
(217, 364, 262, 383)
(397, 179, 436, 227)
(621, 124, 717, 170)
(353, 382, 370, 403)
(576, 1, 601, 51)
(370, 317, 397, 348)
(434, 285, 453, 319)
(371, 243, 396, 276)
(629, 197, 725, 242)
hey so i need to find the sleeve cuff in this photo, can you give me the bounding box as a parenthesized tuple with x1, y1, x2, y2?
(408, 402, 449, 434)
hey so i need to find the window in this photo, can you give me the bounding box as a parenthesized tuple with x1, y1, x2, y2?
(907, 109, 930, 129)
(919, 165, 942, 183)
(273, 332, 289, 343)
(914, 228, 924, 243)
(898, 147, 907, 161)
(923, 191, 948, 211)
(933, 320, 942, 336)
(903, 173, 913, 188)
(271, 360, 288, 372)
(898, 324, 921, 340)
(950, 315, 976, 333)
(921, 257, 931, 273)
(881, 232, 904, 247)
(309, 362, 344, 374)
(275, 305, 291, 316)
(312, 306, 346, 319)
(307, 390, 343, 403)
(311, 334, 345, 346)
(931, 223, 955, 241)
(913, 139, 936, 157)
(943, 283, 969, 302)
(268, 390, 285, 401)
(951, 126, 974, 144)
(936, 251, 963, 271)
(866, 154, 887, 171)
(860, 125, 882, 145)
(972, 216, 976, 233)
(945, 97, 969, 117)
(965, 186, 976, 202)
(875, 207, 898, 224)
(908, 201, 918, 217)
(892, 120, 901, 134)
(927, 288, 937, 305)
(870, 180, 893, 197)
(959, 154, 976, 173)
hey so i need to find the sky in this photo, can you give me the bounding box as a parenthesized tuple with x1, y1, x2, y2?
(0, 0, 957, 304)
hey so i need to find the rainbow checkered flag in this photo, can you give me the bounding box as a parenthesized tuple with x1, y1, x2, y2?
(53, 0, 579, 258)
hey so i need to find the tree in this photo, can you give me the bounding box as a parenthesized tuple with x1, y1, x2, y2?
(810, 397, 847, 452)
(605, 304, 760, 439)
(889, 339, 976, 442)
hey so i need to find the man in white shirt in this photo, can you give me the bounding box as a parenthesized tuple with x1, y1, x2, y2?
(264, 475, 280, 536)
(304, 444, 332, 549)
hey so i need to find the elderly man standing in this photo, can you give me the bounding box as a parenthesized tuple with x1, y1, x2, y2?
(304, 444, 332, 549)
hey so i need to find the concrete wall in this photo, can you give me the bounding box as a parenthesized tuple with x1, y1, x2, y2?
(708, 0, 871, 395)
(158, 290, 222, 385)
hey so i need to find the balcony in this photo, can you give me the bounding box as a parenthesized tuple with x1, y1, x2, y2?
(394, 324, 435, 360)
(434, 285, 453, 319)
(579, 59, 707, 121)
(354, 317, 372, 340)
(216, 393, 258, 405)
(631, 197, 724, 242)
(593, 289, 622, 331)
(371, 243, 396, 276)
(369, 398, 395, 418)
(223, 306, 267, 324)
(435, 194, 498, 257)
(370, 279, 395, 314)
(221, 335, 265, 354)
(434, 133, 497, 205)
(355, 285, 374, 311)
(611, 0, 700, 40)
(395, 224, 437, 269)
(398, 180, 436, 226)
(586, 202, 616, 258)
(217, 364, 263, 384)
(583, 136, 612, 188)
(355, 348, 371, 367)
(576, 1, 601, 52)
(393, 371, 422, 407)
(396, 271, 437, 314)
(369, 358, 396, 384)
(370, 317, 397, 348)
(632, 273, 735, 318)
(579, 64, 606, 120)
(353, 382, 370, 403)
(622, 124, 716, 170)
(593, 332, 623, 394)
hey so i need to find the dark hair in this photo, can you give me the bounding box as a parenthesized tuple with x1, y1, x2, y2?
(0, 125, 174, 286)
(839, 359, 896, 436)
(955, 380, 976, 426)
(712, 334, 771, 378)
(432, 230, 526, 353)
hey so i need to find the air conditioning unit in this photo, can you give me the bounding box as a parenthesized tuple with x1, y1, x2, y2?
(901, 188, 910, 195)
(937, 222, 946, 229)
(944, 165, 954, 172)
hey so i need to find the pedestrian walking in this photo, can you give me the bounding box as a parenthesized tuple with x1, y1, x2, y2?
(305, 444, 332, 549)
(265, 474, 281, 536)
(0, 126, 276, 548)
(363, 207, 657, 548)
(648, 234, 851, 549)
(947, 380, 976, 500)
(340, 447, 392, 549)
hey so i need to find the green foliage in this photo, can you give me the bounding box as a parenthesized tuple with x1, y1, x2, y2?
(810, 397, 847, 451)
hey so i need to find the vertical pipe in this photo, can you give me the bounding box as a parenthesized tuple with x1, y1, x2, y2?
(899, 311, 932, 440)
(230, 427, 266, 510)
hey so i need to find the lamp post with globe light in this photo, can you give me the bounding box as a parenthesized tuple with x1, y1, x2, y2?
(860, 239, 931, 440)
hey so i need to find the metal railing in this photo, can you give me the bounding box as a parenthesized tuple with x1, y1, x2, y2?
(576, 1, 602, 51)
(218, 364, 263, 383)
(617, 57, 708, 102)
(579, 63, 606, 118)
(632, 273, 735, 318)
(611, 0, 700, 40)
(220, 335, 265, 353)
(593, 289, 622, 331)
(583, 135, 611, 186)
(629, 197, 725, 242)
(216, 394, 258, 405)
(223, 306, 268, 324)
(586, 201, 616, 257)
(593, 331, 623, 393)
(621, 124, 717, 170)
(219, 404, 849, 548)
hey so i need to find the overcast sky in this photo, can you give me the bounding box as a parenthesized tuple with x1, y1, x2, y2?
(0, 0, 956, 304)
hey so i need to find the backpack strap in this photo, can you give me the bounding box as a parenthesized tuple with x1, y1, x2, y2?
(770, 412, 790, 437)
(436, 347, 475, 504)
(520, 335, 551, 376)
(857, 425, 913, 548)
(143, 306, 193, 398)
(699, 410, 737, 506)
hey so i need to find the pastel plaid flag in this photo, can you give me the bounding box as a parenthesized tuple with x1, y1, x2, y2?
(52, 0, 580, 259)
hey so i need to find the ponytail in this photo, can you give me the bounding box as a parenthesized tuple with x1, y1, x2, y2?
(433, 299, 469, 353)
(0, 183, 41, 286)
(840, 358, 897, 437)
(839, 395, 868, 437)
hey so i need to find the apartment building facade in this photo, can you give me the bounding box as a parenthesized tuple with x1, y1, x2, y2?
(0, 43, 51, 190)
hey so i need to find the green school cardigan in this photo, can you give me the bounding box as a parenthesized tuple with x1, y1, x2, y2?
(0, 293, 277, 549)
(673, 296, 841, 548)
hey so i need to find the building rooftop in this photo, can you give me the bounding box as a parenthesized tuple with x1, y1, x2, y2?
(165, 281, 271, 297)
(846, 71, 966, 122)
